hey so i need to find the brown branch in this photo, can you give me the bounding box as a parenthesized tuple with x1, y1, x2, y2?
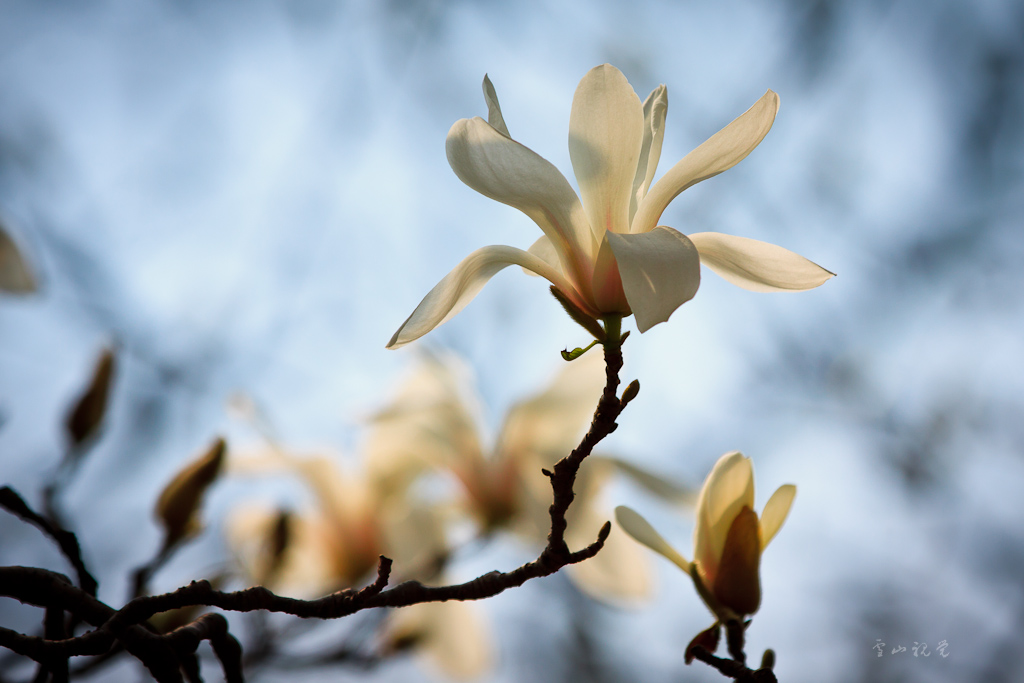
(0, 324, 633, 681)
(165, 614, 243, 683)
(0, 487, 97, 596)
(690, 620, 779, 682)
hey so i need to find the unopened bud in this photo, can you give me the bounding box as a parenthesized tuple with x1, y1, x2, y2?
(64, 348, 116, 450)
(760, 648, 776, 671)
(155, 437, 226, 549)
(620, 379, 640, 406)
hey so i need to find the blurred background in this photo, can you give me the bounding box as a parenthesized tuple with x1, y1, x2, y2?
(1, 0, 1022, 681)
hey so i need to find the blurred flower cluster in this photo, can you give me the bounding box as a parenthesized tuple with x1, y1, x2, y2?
(214, 351, 692, 677)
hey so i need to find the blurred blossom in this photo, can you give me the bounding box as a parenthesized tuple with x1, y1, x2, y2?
(366, 350, 676, 601)
(225, 449, 447, 598)
(381, 600, 493, 680)
(617, 451, 795, 623)
(387, 64, 832, 348)
(224, 443, 495, 678)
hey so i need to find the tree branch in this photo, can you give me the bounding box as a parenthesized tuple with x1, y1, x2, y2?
(0, 326, 633, 681)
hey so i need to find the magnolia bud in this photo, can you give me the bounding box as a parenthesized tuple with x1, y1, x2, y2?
(155, 437, 226, 549)
(64, 348, 116, 450)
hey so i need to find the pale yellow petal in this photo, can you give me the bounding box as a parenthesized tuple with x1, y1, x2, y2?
(688, 232, 834, 292)
(387, 244, 579, 349)
(446, 116, 595, 274)
(567, 508, 652, 602)
(694, 452, 754, 581)
(632, 90, 779, 234)
(597, 456, 696, 506)
(630, 84, 668, 223)
(568, 64, 644, 241)
(759, 484, 796, 549)
(481, 74, 510, 138)
(521, 234, 562, 277)
(388, 601, 493, 680)
(365, 355, 484, 484)
(498, 351, 605, 468)
(614, 505, 691, 573)
(606, 226, 701, 332)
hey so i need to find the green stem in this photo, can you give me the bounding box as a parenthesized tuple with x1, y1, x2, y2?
(601, 315, 622, 348)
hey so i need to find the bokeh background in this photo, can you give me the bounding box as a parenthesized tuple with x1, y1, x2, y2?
(2, 0, 1023, 681)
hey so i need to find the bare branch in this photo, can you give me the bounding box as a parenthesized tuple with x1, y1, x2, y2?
(0, 487, 97, 596)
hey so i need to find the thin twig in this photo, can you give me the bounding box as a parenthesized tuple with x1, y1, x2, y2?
(0, 487, 97, 596)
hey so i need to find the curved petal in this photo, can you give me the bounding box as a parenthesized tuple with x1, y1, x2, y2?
(689, 232, 835, 292)
(446, 117, 595, 279)
(759, 484, 796, 549)
(386, 600, 493, 679)
(711, 506, 761, 616)
(481, 74, 510, 138)
(521, 234, 561, 277)
(569, 64, 644, 240)
(591, 234, 630, 313)
(693, 452, 754, 584)
(632, 90, 780, 234)
(606, 226, 701, 333)
(568, 508, 652, 601)
(598, 456, 696, 506)
(498, 350, 605, 468)
(615, 505, 691, 573)
(387, 245, 579, 349)
(630, 84, 668, 223)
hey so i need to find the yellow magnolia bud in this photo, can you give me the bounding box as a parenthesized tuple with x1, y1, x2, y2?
(155, 437, 226, 549)
(691, 451, 795, 620)
(616, 451, 795, 623)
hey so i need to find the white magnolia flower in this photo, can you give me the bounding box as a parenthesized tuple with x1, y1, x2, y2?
(388, 64, 833, 348)
(616, 451, 795, 621)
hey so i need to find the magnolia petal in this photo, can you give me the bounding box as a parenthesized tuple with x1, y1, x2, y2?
(693, 452, 754, 584)
(568, 511, 652, 602)
(364, 357, 485, 493)
(632, 90, 779, 234)
(711, 506, 762, 617)
(568, 64, 644, 240)
(481, 74, 510, 138)
(387, 245, 577, 349)
(599, 456, 696, 506)
(760, 484, 796, 549)
(498, 351, 605, 468)
(591, 233, 630, 313)
(688, 232, 834, 292)
(446, 116, 595, 273)
(388, 601, 493, 679)
(615, 505, 691, 573)
(630, 84, 668, 223)
(521, 234, 561, 277)
(606, 226, 701, 333)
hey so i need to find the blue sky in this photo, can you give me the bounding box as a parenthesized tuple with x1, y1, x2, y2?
(1, 1, 1022, 681)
